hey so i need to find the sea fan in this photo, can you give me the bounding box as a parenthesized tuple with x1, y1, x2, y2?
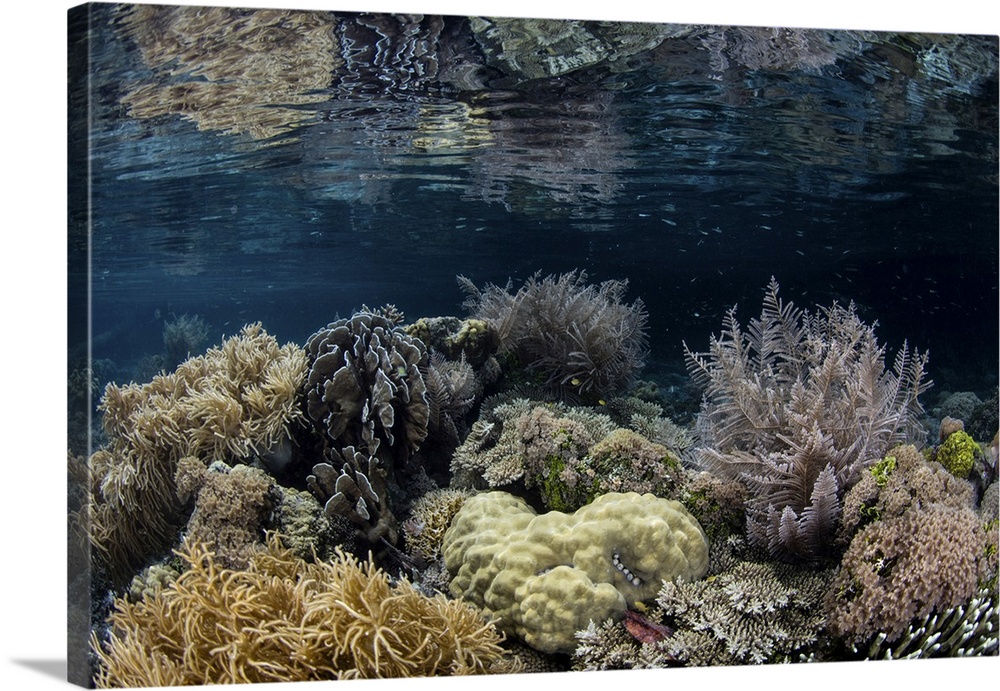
(685, 278, 931, 561)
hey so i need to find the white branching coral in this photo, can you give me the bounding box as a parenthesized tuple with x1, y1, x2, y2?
(684, 277, 931, 560)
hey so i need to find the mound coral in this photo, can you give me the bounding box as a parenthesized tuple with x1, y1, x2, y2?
(450, 397, 616, 491)
(824, 504, 989, 645)
(459, 270, 648, 398)
(90, 323, 307, 583)
(684, 278, 931, 561)
(930, 429, 982, 479)
(442, 491, 709, 654)
(91, 535, 518, 686)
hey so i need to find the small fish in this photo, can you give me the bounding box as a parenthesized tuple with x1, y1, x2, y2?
(598, 399, 606, 406)
(570, 377, 581, 386)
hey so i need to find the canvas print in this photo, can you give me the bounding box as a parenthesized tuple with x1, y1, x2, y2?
(67, 2, 999, 687)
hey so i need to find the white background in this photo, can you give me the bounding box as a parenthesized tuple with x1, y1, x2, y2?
(3, 1, 998, 689)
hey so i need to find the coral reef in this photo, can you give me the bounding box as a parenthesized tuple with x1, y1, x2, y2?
(91, 535, 518, 686)
(459, 270, 648, 399)
(177, 461, 279, 570)
(450, 398, 617, 492)
(573, 613, 676, 670)
(575, 542, 832, 669)
(442, 491, 709, 654)
(680, 471, 749, 542)
(405, 316, 500, 368)
(303, 307, 429, 464)
(516, 405, 619, 510)
(684, 278, 931, 561)
(838, 444, 975, 543)
(824, 504, 989, 645)
(654, 557, 832, 665)
(857, 586, 999, 659)
(402, 487, 477, 563)
(89, 323, 307, 583)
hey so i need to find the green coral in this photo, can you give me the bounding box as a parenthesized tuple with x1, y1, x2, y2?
(870, 454, 897, 487)
(442, 491, 709, 654)
(935, 430, 980, 479)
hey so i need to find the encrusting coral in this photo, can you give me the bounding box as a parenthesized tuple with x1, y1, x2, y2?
(91, 534, 519, 686)
(402, 487, 477, 563)
(89, 323, 307, 583)
(459, 270, 648, 399)
(684, 277, 931, 561)
(442, 491, 709, 654)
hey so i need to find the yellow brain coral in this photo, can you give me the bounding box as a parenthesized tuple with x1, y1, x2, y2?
(91, 535, 518, 686)
(442, 491, 709, 654)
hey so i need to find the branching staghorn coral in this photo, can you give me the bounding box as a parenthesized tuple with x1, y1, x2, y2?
(684, 277, 931, 561)
(91, 535, 518, 686)
(90, 323, 307, 583)
(459, 270, 648, 399)
(654, 557, 833, 665)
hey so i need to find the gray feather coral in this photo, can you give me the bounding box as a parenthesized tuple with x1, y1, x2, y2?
(459, 270, 648, 398)
(684, 277, 931, 561)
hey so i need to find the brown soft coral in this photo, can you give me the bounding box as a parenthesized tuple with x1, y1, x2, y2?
(824, 504, 988, 644)
(91, 535, 519, 686)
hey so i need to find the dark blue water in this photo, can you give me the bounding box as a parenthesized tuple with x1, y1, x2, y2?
(73, 5, 998, 404)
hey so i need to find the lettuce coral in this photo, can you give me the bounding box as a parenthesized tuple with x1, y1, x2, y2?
(442, 491, 709, 654)
(303, 307, 429, 463)
(91, 535, 519, 686)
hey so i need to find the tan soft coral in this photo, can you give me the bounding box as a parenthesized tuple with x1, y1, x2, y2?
(91, 535, 519, 686)
(89, 323, 307, 583)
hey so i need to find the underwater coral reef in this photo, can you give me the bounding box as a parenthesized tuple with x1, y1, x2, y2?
(80, 275, 999, 687)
